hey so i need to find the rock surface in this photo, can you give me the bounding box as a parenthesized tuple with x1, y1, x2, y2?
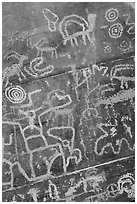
(2, 2, 135, 202)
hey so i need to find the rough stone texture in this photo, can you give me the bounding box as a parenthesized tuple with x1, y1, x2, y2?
(2, 2, 135, 202)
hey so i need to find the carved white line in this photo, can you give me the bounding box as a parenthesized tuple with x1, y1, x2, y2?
(122, 122, 133, 139)
(3, 133, 13, 145)
(25, 134, 44, 140)
(47, 126, 75, 150)
(40, 65, 54, 76)
(28, 187, 40, 202)
(19, 109, 36, 127)
(110, 64, 134, 88)
(31, 144, 66, 175)
(24, 57, 55, 78)
(18, 107, 49, 147)
(110, 64, 134, 78)
(66, 148, 82, 166)
(95, 137, 134, 156)
(59, 14, 89, 38)
(42, 8, 59, 32)
(29, 153, 36, 178)
(123, 14, 135, 35)
(2, 120, 31, 157)
(2, 159, 13, 187)
(80, 107, 102, 126)
(24, 142, 47, 153)
(36, 46, 57, 59)
(48, 180, 59, 199)
(74, 68, 92, 101)
(20, 89, 41, 108)
(95, 88, 135, 107)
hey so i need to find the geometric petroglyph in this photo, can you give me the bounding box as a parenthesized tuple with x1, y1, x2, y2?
(24, 56, 54, 78)
(105, 8, 119, 22)
(5, 85, 27, 104)
(2, 2, 135, 202)
(108, 23, 123, 39)
(118, 40, 132, 53)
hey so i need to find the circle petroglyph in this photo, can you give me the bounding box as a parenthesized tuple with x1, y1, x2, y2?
(105, 8, 119, 22)
(5, 85, 26, 104)
(119, 40, 132, 53)
(108, 23, 123, 39)
(104, 45, 112, 53)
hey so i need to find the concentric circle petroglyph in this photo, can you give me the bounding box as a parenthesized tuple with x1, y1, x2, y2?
(5, 85, 26, 104)
(108, 23, 123, 39)
(105, 8, 119, 22)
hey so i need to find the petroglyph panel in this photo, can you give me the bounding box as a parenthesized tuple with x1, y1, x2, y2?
(2, 2, 135, 202)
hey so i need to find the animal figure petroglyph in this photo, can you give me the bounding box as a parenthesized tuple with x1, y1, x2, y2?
(3, 51, 28, 87)
(110, 64, 135, 89)
(59, 13, 96, 47)
(34, 38, 58, 58)
(94, 122, 134, 156)
(6, 29, 36, 46)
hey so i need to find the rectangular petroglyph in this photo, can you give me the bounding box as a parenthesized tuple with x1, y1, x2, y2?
(2, 2, 135, 202)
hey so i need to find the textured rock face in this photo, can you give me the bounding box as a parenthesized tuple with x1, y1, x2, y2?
(2, 2, 135, 202)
